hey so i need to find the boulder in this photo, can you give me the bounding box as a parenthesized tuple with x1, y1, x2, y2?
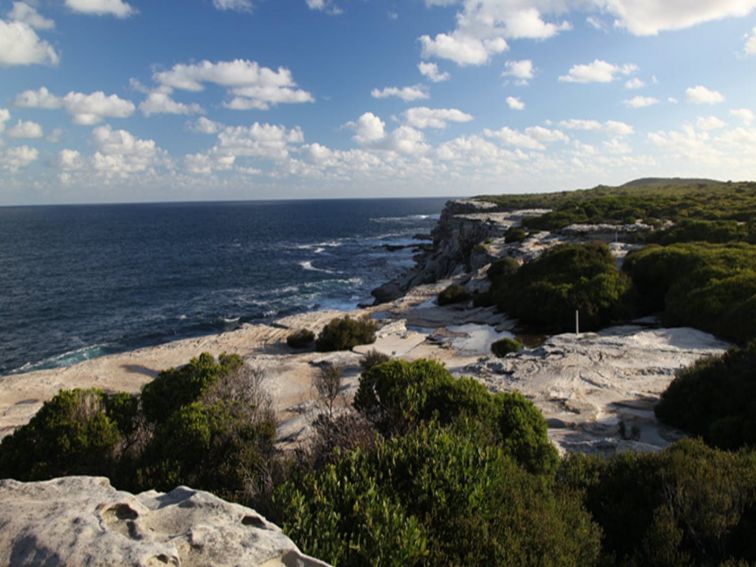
(0, 476, 330, 567)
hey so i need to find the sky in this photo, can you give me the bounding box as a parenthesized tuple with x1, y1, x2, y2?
(0, 0, 755, 204)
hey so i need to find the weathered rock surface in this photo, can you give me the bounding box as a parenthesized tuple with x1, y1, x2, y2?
(0, 476, 330, 567)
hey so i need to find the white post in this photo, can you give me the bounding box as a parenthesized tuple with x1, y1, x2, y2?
(575, 309, 580, 336)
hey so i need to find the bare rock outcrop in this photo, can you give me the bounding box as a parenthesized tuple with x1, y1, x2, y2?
(0, 476, 330, 567)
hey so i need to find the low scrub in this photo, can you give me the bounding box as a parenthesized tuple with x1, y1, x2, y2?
(315, 316, 378, 352)
(491, 337, 523, 357)
(437, 284, 471, 306)
(286, 329, 315, 349)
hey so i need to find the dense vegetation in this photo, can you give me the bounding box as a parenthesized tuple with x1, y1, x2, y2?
(315, 316, 378, 352)
(623, 242, 756, 342)
(491, 337, 523, 357)
(3, 352, 756, 565)
(0, 353, 277, 502)
(490, 242, 631, 332)
(480, 179, 756, 233)
(287, 328, 315, 349)
(656, 343, 756, 450)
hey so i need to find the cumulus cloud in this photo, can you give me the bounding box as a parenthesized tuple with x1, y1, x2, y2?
(559, 60, 637, 83)
(1, 144, 38, 172)
(154, 59, 314, 111)
(730, 108, 754, 125)
(213, 0, 253, 11)
(305, 0, 342, 14)
(189, 116, 223, 134)
(696, 116, 726, 130)
(8, 2, 54, 30)
(0, 20, 59, 66)
(0, 108, 10, 133)
(502, 59, 534, 84)
(746, 27, 756, 54)
(686, 85, 725, 105)
(8, 119, 43, 138)
(16, 87, 135, 124)
(420, 32, 509, 66)
(625, 77, 644, 89)
(347, 112, 386, 144)
(91, 125, 166, 176)
(506, 96, 525, 110)
(215, 122, 304, 160)
(65, 0, 135, 17)
(623, 95, 659, 108)
(418, 62, 450, 82)
(139, 91, 203, 117)
(404, 107, 473, 129)
(559, 118, 634, 136)
(371, 85, 429, 102)
(484, 125, 568, 150)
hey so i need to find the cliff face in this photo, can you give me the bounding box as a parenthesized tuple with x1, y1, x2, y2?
(0, 476, 330, 567)
(371, 199, 511, 303)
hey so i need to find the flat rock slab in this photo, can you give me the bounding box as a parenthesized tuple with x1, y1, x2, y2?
(0, 476, 330, 567)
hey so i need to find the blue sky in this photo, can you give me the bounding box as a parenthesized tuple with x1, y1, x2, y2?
(0, 0, 755, 204)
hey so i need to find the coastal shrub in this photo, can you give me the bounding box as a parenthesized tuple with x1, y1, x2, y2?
(505, 226, 528, 243)
(141, 352, 244, 423)
(315, 364, 342, 416)
(0, 389, 126, 480)
(623, 242, 756, 342)
(492, 242, 631, 332)
(655, 343, 756, 450)
(286, 329, 315, 349)
(359, 349, 390, 372)
(437, 283, 471, 306)
(562, 439, 756, 566)
(491, 337, 523, 357)
(274, 424, 600, 567)
(487, 255, 519, 281)
(650, 219, 749, 245)
(353, 359, 558, 474)
(315, 316, 378, 352)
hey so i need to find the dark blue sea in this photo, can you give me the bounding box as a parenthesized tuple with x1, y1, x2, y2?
(0, 198, 447, 375)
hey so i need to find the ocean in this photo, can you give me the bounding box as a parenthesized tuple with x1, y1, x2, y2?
(0, 198, 447, 375)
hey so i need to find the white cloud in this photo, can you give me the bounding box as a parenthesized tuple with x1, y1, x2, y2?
(0, 20, 59, 66)
(506, 96, 525, 110)
(746, 27, 756, 54)
(213, 0, 253, 11)
(484, 125, 567, 150)
(305, 0, 341, 14)
(502, 59, 534, 84)
(215, 122, 304, 160)
(559, 59, 637, 83)
(371, 85, 429, 102)
(559, 118, 634, 136)
(686, 85, 725, 105)
(696, 116, 726, 130)
(623, 95, 659, 108)
(154, 59, 314, 110)
(65, 0, 135, 18)
(92, 125, 166, 176)
(190, 116, 223, 134)
(8, 119, 43, 138)
(59, 148, 84, 170)
(0, 108, 10, 133)
(139, 91, 203, 117)
(418, 62, 450, 82)
(348, 112, 386, 144)
(420, 32, 509, 66)
(625, 77, 644, 89)
(1, 144, 38, 171)
(184, 152, 236, 175)
(730, 108, 754, 125)
(16, 88, 135, 124)
(404, 107, 473, 129)
(8, 2, 54, 30)
(389, 126, 429, 155)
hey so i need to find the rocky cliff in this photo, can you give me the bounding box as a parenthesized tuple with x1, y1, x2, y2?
(0, 476, 330, 567)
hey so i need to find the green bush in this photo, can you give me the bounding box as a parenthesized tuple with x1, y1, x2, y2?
(286, 329, 315, 349)
(562, 439, 756, 566)
(359, 349, 390, 372)
(487, 256, 519, 281)
(353, 359, 558, 474)
(315, 316, 378, 352)
(274, 424, 600, 567)
(493, 242, 631, 332)
(491, 337, 523, 357)
(505, 226, 528, 243)
(437, 283, 471, 306)
(623, 242, 756, 342)
(651, 219, 749, 244)
(0, 389, 127, 481)
(655, 343, 756, 450)
(141, 352, 244, 423)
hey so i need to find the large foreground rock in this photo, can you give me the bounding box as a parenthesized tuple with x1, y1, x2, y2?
(0, 476, 330, 567)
